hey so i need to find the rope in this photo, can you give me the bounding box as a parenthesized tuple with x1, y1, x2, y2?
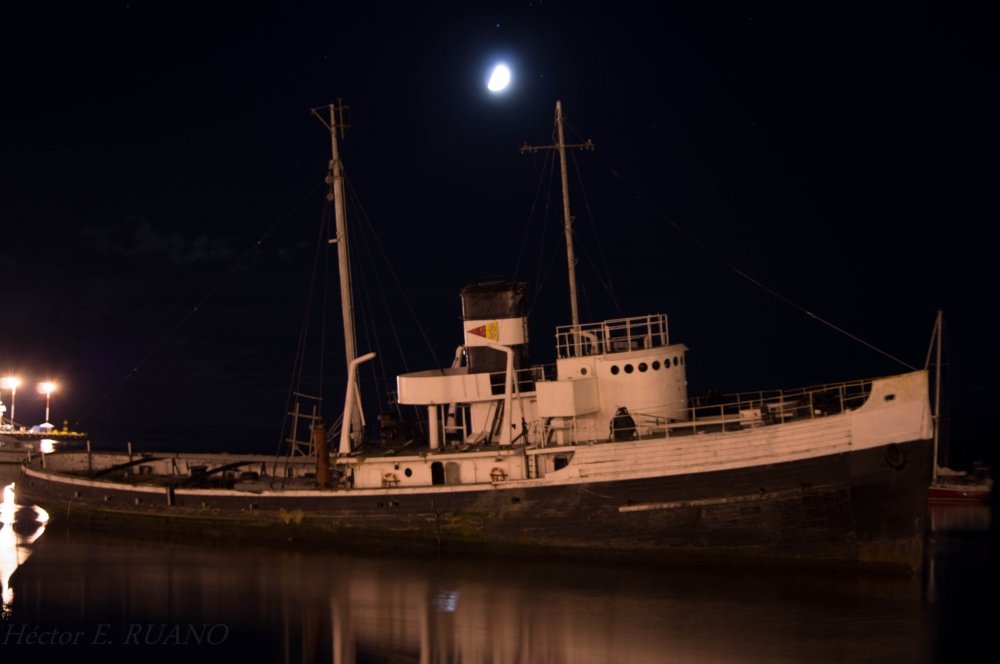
(592, 150, 917, 371)
(77, 175, 326, 426)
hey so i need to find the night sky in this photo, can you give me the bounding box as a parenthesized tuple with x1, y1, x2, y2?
(0, 2, 994, 465)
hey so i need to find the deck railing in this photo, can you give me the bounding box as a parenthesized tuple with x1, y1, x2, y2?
(608, 378, 874, 440)
(529, 377, 874, 445)
(555, 314, 669, 359)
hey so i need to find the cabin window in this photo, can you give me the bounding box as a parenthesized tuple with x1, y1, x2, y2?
(404, 468, 413, 477)
(680, 356, 685, 365)
(431, 462, 445, 486)
(610, 365, 620, 375)
(554, 456, 569, 471)
(624, 364, 634, 374)
(652, 361, 661, 370)
(673, 357, 679, 366)
(638, 363, 647, 372)
(580, 367, 588, 375)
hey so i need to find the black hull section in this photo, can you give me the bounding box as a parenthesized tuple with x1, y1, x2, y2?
(17, 439, 931, 571)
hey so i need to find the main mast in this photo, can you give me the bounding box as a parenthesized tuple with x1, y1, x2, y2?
(521, 101, 593, 331)
(312, 101, 362, 441)
(556, 101, 580, 327)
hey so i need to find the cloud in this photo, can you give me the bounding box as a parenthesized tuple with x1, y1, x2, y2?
(85, 215, 238, 264)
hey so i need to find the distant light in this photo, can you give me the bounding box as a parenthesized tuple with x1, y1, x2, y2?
(40, 439, 56, 454)
(38, 382, 56, 395)
(0, 377, 19, 390)
(488, 64, 511, 92)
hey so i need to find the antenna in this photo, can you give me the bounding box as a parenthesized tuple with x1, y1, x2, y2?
(521, 101, 594, 330)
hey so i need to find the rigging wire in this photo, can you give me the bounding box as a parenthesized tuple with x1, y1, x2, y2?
(923, 314, 939, 371)
(343, 172, 442, 370)
(560, 115, 915, 371)
(346, 190, 387, 415)
(512, 149, 553, 282)
(570, 227, 622, 315)
(350, 191, 410, 375)
(531, 149, 559, 311)
(589, 149, 917, 371)
(581, 282, 594, 322)
(76, 175, 327, 426)
(569, 149, 623, 316)
(272, 193, 331, 468)
(528, 232, 569, 319)
(317, 197, 331, 406)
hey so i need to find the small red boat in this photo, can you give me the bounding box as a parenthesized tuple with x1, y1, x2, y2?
(927, 481, 991, 503)
(924, 314, 993, 504)
(927, 464, 992, 503)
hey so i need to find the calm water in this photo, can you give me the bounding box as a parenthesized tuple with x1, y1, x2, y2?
(1, 468, 995, 662)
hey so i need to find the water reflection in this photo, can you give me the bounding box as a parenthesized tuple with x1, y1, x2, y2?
(927, 503, 992, 532)
(0, 482, 48, 616)
(4, 522, 943, 661)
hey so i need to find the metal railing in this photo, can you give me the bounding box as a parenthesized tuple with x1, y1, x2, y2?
(608, 378, 874, 440)
(521, 377, 875, 446)
(555, 314, 669, 359)
(486, 365, 551, 396)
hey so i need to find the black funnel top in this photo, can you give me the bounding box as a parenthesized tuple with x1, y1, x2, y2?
(460, 282, 527, 320)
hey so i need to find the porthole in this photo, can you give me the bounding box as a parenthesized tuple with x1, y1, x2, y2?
(404, 468, 413, 477)
(652, 361, 661, 370)
(673, 357, 679, 366)
(611, 365, 620, 375)
(580, 367, 588, 375)
(624, 364, 634, 374)
(638, 363, 648, 372)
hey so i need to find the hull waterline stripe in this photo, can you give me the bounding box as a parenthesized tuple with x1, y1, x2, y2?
(618, 483, 840, 512)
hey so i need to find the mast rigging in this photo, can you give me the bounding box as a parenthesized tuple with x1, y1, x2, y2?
(521, 100, 594, 329)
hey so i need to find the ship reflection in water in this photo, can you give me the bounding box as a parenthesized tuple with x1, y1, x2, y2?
(2, 488, 993, 662)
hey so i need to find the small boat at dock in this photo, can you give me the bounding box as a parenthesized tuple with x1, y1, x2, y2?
(0, 423, 89, 465)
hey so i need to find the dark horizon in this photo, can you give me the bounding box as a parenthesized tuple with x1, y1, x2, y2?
(0, 2, 994, 466)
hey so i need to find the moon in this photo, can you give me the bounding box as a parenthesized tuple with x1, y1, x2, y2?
(487, 64, 511, 92)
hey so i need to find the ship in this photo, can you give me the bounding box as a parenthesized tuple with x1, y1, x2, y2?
(14, 101, 933, 572)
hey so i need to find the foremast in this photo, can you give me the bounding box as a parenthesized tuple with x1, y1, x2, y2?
(312, 101, 364, 449)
